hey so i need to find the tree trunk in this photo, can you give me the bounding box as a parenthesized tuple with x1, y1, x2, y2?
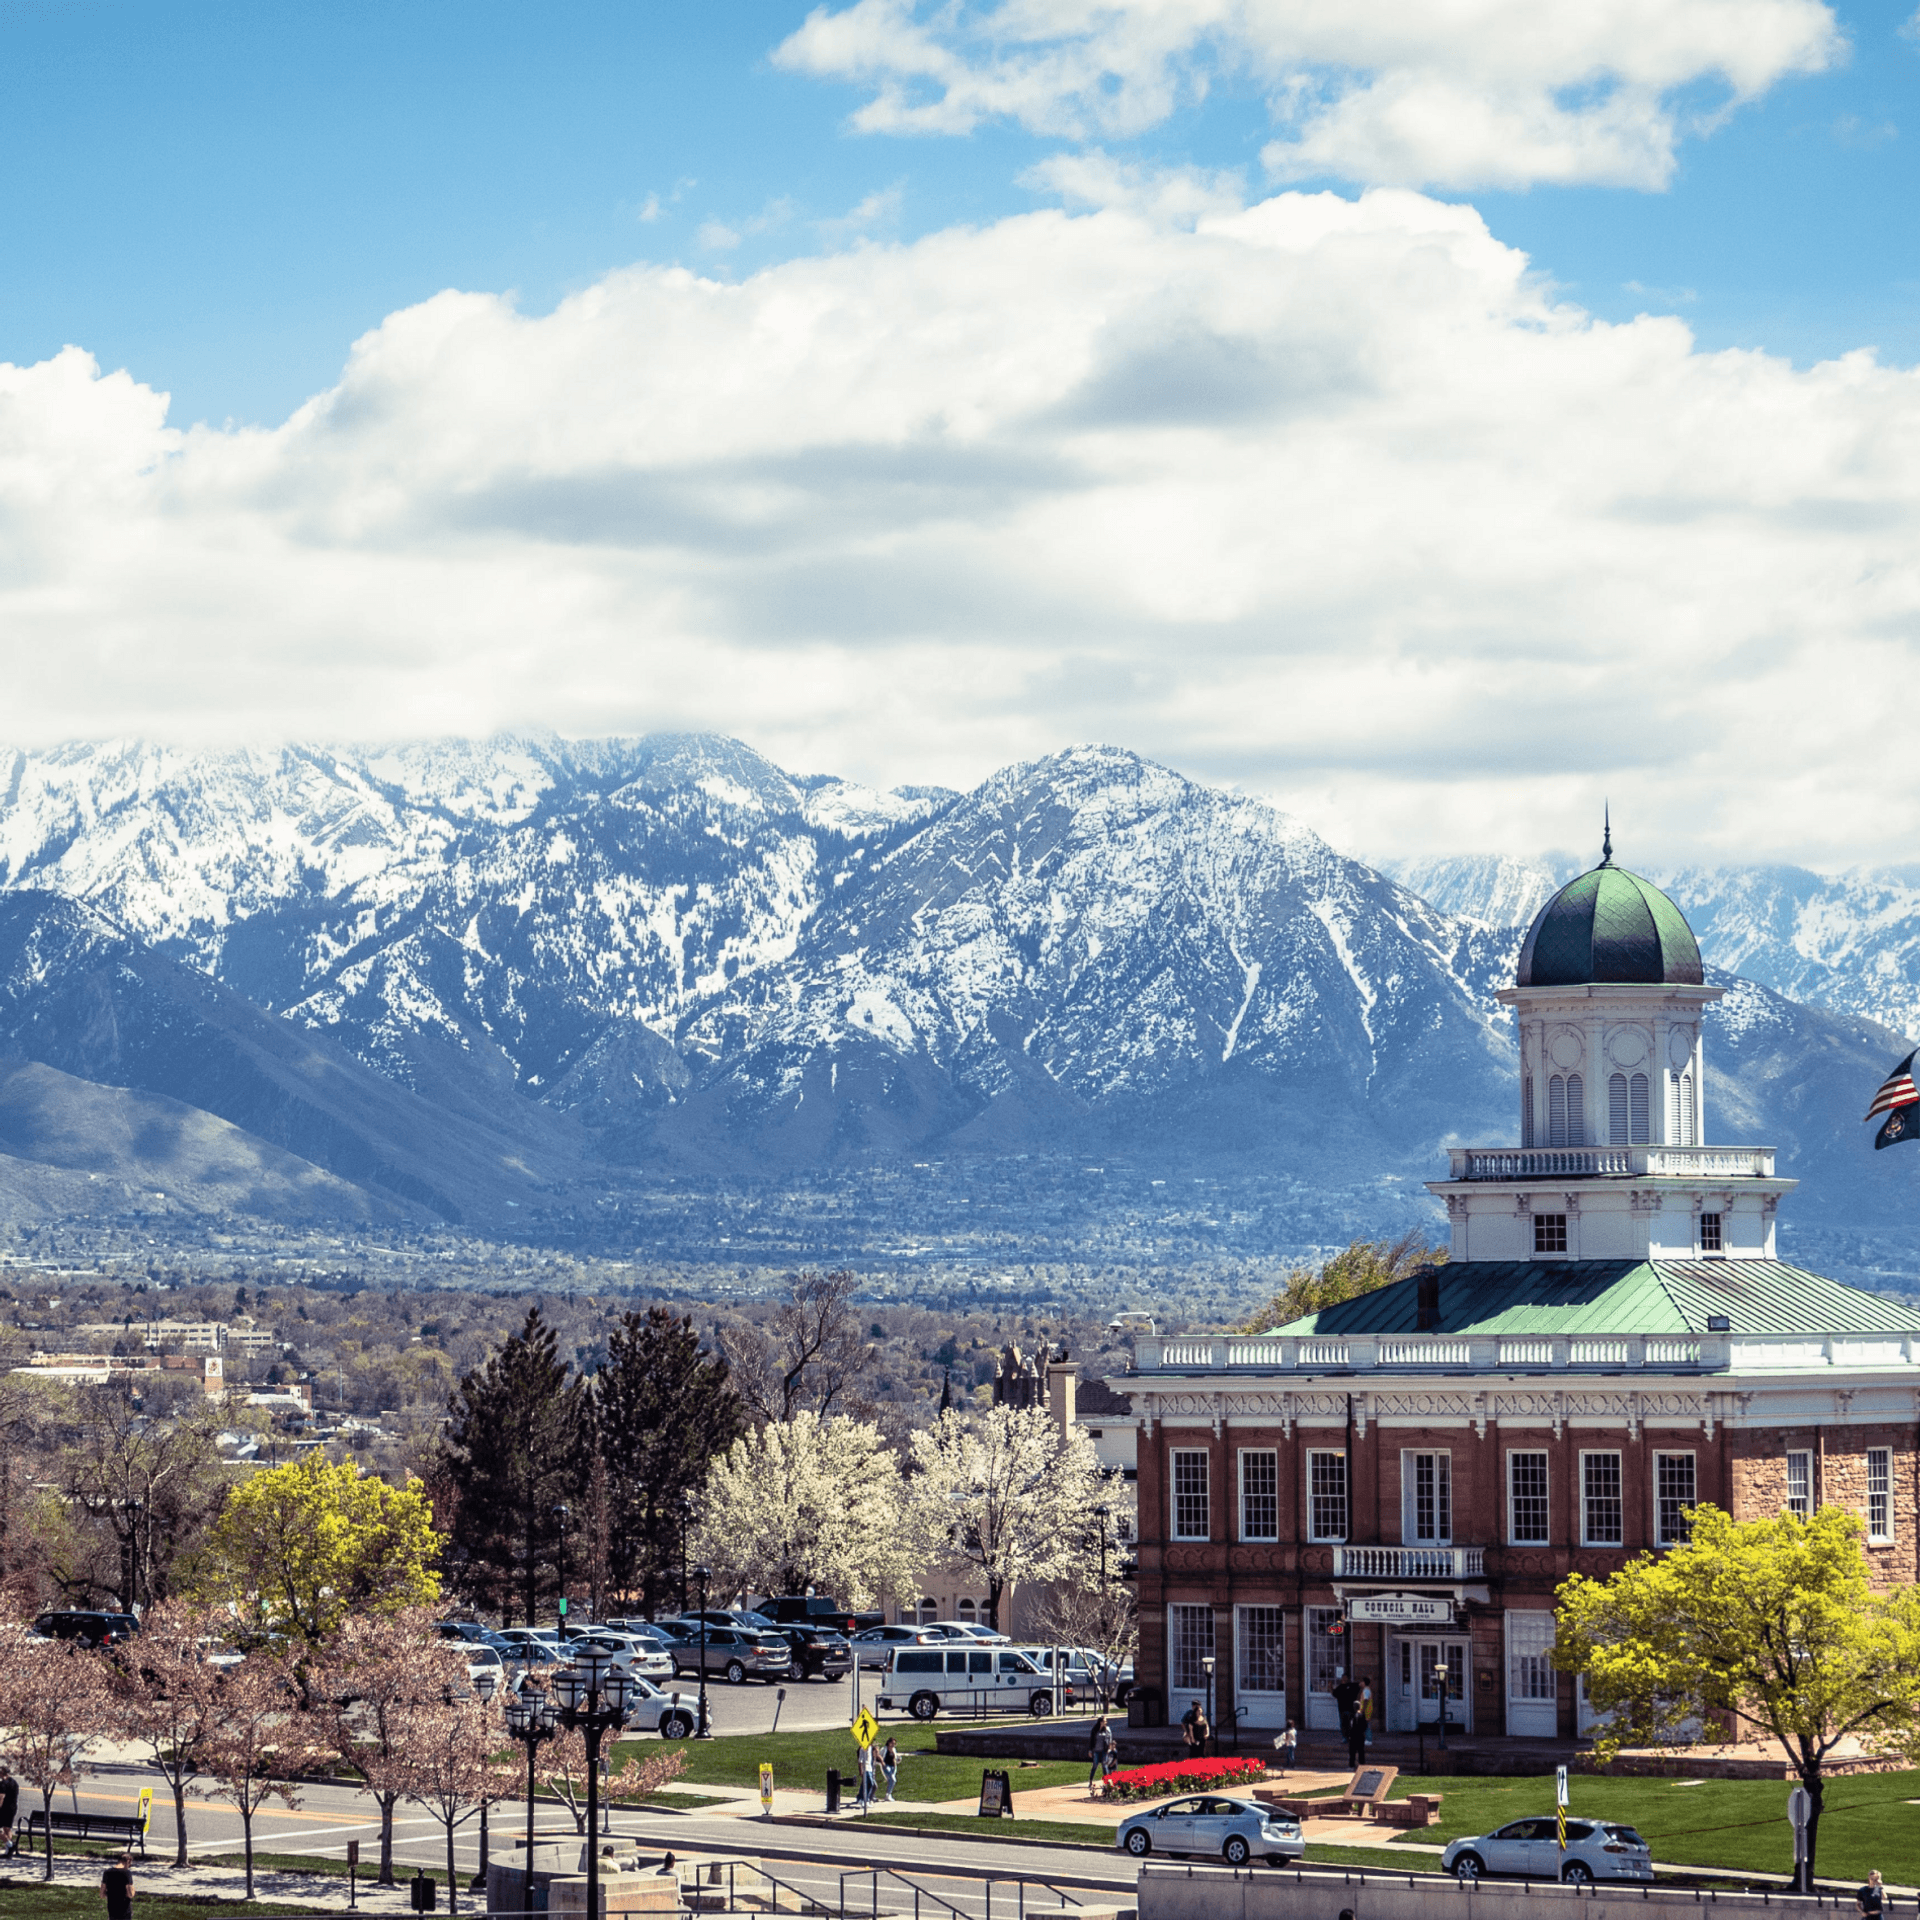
(42, 1788, 54, 1881)
(378, 1791, 398, 1884)
(241, 1805, 255, 1899)
(171, 1776, 189, 1868)
(987, 1576, 1004, 1634)
(446, 1817, 460, 1917)
(1802, 1769, 1825, 1886)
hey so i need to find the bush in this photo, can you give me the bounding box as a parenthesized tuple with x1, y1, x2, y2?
(1101, 1756, 1268, 1801)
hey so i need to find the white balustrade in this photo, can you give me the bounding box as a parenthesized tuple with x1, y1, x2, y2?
(1446, 1144, 1775, 1181)
(1497, 1338, 1554, 1366)
(1332, 1545, 1486, 1580)
(1569, 1340, 1630, 1365)
(1376, 1339, 1472, 1366)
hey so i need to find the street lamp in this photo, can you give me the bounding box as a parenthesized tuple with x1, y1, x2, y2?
(1433, 1661, 1450, 1752)
(1201, 1655, 1216, 1758)
(503, 1686, 558, 1892)
(694, 1564, 712, 1740)
(550, 1649, 637, 1920)
(470, 1669, 498, 1891)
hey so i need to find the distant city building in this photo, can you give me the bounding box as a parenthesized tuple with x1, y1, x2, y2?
(75, 1316, 277, 1356)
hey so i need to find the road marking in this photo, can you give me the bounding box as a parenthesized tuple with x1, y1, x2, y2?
(79, 1787, 437, 1830)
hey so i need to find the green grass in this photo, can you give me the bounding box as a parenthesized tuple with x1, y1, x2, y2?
(0, 1893, 300, 1919)
(1367, 1769, 1920, 1887)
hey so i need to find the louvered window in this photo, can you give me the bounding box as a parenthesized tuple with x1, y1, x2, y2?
(1548, 1075, 1566, 1145)
(1671, 1071, 1697, 1145)
(1609, 1073, 1628, 1144)
(1522, 1076, 1534, 1147)
(1630, 1072, 1650, 1142)
(1566, 1074, 1584, 1144)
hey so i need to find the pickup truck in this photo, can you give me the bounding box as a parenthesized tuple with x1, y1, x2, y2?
(753, 1596, 885, 1635)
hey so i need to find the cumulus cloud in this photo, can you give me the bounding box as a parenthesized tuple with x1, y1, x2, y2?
(1, 189, 1919, 866)
(774, 0, 1842, 189)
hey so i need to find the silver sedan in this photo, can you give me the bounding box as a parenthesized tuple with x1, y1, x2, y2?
(1118, 1795, 1305, 1867)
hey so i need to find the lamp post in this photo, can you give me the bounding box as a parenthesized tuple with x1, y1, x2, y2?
(1433, 1660, 1450, 1753)
(550, 1650, 635, 1920)
(503, 1687, 558, 1895)
(470, 1670, 498, 1892)
(1201, 1655, 1217, 1758)
(553, 1503, 572, 1635)
(694, 1564, 712, 1739)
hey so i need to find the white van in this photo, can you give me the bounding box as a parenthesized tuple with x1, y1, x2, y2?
(877, 1644, 1059, 1720)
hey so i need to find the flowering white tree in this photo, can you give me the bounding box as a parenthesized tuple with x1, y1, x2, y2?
(906, 1407, 1106, 1631)
(694, 1411, 912, 1605)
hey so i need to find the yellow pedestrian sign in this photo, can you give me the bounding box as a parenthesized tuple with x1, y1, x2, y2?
(851, 1707, 879, 1749)
(759, 1764, 774, 1816)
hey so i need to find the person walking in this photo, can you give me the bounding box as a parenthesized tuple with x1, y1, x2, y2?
(100, 1851, 135, 1920)
(1180, 1702, 1201, 1756)
(1272, 1724, 1298, 1776)
(0, 1766, 18, 1860)
(880, 1738, 898, 1803)
(1088, 1715, 1117, 1792)
(1359, 1676, 1375, 1750)
(1193, 1704, 1213, 1760)
(1332, 1675, 1361, 1759)
(855, 1742, 876, 1813)
(1858, 1871, 1885, 1920)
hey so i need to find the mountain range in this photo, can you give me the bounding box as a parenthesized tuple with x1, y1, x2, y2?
(0, 735, 1912, 1286)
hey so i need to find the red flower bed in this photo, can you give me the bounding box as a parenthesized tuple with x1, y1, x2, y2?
(1101, 1756, 1268, 1801)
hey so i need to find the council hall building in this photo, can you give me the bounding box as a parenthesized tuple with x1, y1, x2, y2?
(1114, 845, 1920, 1742)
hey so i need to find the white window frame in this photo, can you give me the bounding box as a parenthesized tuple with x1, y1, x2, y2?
(1867, 1447, 1894, 1544)
(1306, 1605, 1343, 1696)
(1239, 1448, 1279, 1542)
(1655, 1450, 1697, 1547)
(1785, 1449, 1812, 1520)
(1582, 1450, 1624, 1547)
(1170, 1448, 1211, 1542)
(1168, 1603, 1214, 1693)
(1509, 1450, 1550, 1545)
(1534, 1212, 1569, 1256)
(1402, 1448, 1452, 1545)
(1507, 1609, 1557, 1703)
(1699, 1210, 1723, 1254)
(1236, 1604, 1286, 1696)
(1307, 1448, 1349, 1543)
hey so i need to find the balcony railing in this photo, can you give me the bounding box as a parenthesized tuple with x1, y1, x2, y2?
(1445, 1145, 1776, 1181)
(1334, 1545, 1485, 1581)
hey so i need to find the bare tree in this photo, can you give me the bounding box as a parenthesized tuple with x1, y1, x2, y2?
(103, 1601, 228, 1867)
(1029, 1501, 1138, 1695)
(720, 1271, 875, 1425)
(203, 1649, 310, 1899)
(0, 1622, 110, 1880)
(397, 1669, 510, 1917)
(537, 1723, 688, 1833)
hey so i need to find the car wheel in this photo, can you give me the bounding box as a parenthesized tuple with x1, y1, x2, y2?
(910, 1691, 939, 1721)
(662, 1712, 693, 1740)
(1029, 1690, 1053, 1718)
(1453, 1855, 1484, 1883)
(789, 1659, 806, 1683)
(1223, 1837, 1251, 1867)
(1124, 1829, 1151, 1857)
(1563, 1863, 1594, 1886)
(725, 1659, 747, 1684)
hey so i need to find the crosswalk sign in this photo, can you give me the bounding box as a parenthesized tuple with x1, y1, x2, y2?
(1555, 1765, 1568, 1850)
(851, 1707, 879, 1748)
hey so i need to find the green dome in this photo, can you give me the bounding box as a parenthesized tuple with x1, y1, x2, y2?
(1516, 863, 1703, 988)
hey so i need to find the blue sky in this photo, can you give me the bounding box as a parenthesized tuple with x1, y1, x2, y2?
(3, 0, 1915, 427)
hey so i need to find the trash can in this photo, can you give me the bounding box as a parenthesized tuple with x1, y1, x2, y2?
(825, 1768, 841, 1814)
(1127, 1687, 1163, 1728)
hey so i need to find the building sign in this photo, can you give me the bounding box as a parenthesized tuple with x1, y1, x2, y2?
(1346, 1593, 1455, 1625)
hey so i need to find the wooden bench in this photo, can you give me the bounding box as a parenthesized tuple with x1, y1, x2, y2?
(25, 1808, 149, 1856)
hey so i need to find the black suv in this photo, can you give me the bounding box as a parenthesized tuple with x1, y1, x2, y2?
(772, 1624, 854, 1682)
(754, 1596, 884, 1635)
(33, 1610, 139, 1647)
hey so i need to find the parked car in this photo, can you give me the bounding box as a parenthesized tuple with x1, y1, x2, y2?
(32, 1610, 139, 1648)
(620, 1674, 709, 1741)
(1442, 1818, 1653, 1885)
(753, 1595, 885, 1635)
(849, 1624, 948, 1669)
(1118, 1796, 1303, 1866)
(666, 1624, 792, 1684)
(876, 1643, 1060, 1719)
(493, 1628, 567, 1667)
(566, 1629, 675, 1681)
(465, 1646, 507, 1687)
(680, 1608, 783, 1634)
(770, 1624, 853, 1681)
(436, 1619, 495, 1644)
(926, 1621, 1010, 1644)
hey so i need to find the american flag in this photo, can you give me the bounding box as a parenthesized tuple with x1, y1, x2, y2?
(1865, 1052, 1918, 1123)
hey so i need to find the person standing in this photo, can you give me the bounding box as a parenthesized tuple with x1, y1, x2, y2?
(855, 1742, 875, 1813)
(1359, 1677, 1375, 1749)
(1332, 1675, 1361, 1755)
(1088, 1716, 1116, 1791)
(1857, 1871, 1884, 1920)
(0, 1767, 18, 1859)
(100, 1851, 135, 1920)
(1180, 1702, 1201, 1756)
(880, 1738, 898, 1803)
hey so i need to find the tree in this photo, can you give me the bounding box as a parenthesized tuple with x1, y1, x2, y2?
(103, 1600, 229, 1867)
(194, 1452, 444, 1646)
(1235, 1232, 1448, 1334)
(0, 1621, 110, 1880)
(441, 1308, 592, 1625)
(536, 1724, 688, 1833)
(905, 1406, 1106, 1632)
(397, 1670, 510, 1918)
(203, 1649, 311, 1900)
(595, 1308, 744, 1618)
(720, 1271, 874, 1425)
(695, 1412, 912, 1605)
(1029, 1497, 1138, 1692)
(1556, 1504, 1920, 1884)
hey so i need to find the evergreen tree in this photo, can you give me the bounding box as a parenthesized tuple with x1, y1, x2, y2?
(440, 1309, 591, 1626)
(595, 1307, 743, 1617)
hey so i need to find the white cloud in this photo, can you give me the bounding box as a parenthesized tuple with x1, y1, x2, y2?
(774, 0, 1843, 189)
(2, 189, 1920, 867)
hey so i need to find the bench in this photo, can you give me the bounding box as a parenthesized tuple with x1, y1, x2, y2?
(24, 1808, 149, 1856)
(1370, 1795, 1444, 1829)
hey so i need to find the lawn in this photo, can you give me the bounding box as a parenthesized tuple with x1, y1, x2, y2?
(1366, 1769, 1920, 1887)
(0, 1892, 296, 1920)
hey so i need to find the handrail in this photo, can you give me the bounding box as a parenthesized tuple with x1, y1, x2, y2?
(1446, 1144, 1776, 1180)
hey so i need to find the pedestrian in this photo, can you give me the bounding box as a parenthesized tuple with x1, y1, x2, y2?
(0, 1766, 18, 1859)
(100, 1850, 135, 1920)
(1193, 1704, 1213, 1759)
(856, 1743, 875, 1812)
(1180, 1702, 1201, 1756)
(1088, 1715, 1116, 1791)
(1858, 1872, 1885, 1920)
(1272, 1724, 1298, 1776)
(1359, 1676, 1375, 1749)
(881, 1738, 898, 1803)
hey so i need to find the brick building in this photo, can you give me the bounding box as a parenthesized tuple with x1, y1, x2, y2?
(1114, 842, 1920, 1743)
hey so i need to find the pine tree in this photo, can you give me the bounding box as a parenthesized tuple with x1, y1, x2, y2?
(441, 1308, 592, 1626)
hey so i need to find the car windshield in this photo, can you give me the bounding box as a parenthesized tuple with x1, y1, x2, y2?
(627, 1677, 663, 1699)
(1603, 1826, 1647, 1846)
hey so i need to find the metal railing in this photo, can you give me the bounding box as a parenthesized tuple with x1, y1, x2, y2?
(838, 1868, 1088, 1920)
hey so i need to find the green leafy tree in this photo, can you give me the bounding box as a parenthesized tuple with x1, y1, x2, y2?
(595, 1307, 744, 1617)
(1236, 1232, 1448, 1333)
(194, 1452, 444, 1646)
(1556, 1505, 1920, 1882)
(440, 1308, 591, 1625)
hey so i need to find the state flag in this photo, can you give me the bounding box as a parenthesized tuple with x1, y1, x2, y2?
(1865, 1051, 1920, 1151)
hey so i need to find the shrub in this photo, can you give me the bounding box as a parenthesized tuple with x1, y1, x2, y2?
(1101, 1756, 1268, 1801)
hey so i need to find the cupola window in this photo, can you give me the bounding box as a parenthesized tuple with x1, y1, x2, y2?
(1669, 1071, 1696, 1146)
(1548, 1074, 1584, 1147)
(1522, 1075, 1534, 1148)
(1609, 1072, 1653, 1145)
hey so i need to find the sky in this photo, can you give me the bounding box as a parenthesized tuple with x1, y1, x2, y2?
(2, 0, 1919, 869)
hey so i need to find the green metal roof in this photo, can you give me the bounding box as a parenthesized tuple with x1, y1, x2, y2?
(1516, 863, 1703, 988)
(1272, 1260, 1920, 1339)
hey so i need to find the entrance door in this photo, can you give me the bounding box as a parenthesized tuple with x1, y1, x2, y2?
(1389, 1635, 1470, 1733)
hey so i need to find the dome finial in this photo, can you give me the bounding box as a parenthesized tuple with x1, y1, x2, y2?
(1601, 802, 1612, 867)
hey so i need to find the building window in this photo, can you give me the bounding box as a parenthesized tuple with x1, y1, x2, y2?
(1308, 1450, 1349, 1542)
(1169, 1603, 1214, 1693)
(1583, 1451, 1624, 1546)
(957, 1597, 976, 1623)
(1699, 1211, 1722, 1254)
(1307, 1606, 1343, 1695)
(1786, 1450, 1812, 1519)
(1656, 1452, 1697, 1546)
(1523, 1075, 1534, 1148)
(1630, 1072, 1650, 1142)
(1404, 1450, 1451, 1543)
(1171, 1450, 1211, 1541)
(1548, 1074, 1586, 1147)
(1670, 1070, 1697, 1146)
(1609, 1073, 1629, 1145)
(1240, 1449, 1278, 1542)
(1508, 1610, 1557, 1702)
(1534, 1212, 1568, 1255)
(1868, 1447, 1893, 1543)
(1510, 1451, 1550, 1544)
(1238, 1605, 1286, 1695)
